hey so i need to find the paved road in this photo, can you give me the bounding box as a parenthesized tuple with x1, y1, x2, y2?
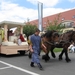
(0, 52, 75, 75)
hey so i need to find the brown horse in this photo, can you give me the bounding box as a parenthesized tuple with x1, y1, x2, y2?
(41, 30, 60, 61)
(42, 30, 75, 62)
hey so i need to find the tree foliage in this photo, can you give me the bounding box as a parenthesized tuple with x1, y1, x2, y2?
(46, 21, 65, 32)
(23, 22, 37, 39)
(46, 14, 65, 33)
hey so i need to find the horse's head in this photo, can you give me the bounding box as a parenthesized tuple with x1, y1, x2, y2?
(51, 32, 59, 42)
(42, 30, 59, 44)
(51, 32, 59, 43)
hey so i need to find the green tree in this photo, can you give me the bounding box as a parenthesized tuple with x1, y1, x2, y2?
(46, 14, 65, 33)
(23, 22, 37, 39)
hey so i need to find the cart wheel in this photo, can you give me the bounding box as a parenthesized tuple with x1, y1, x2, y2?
(28, 51, 32, 59)
(18, 51, 25, 55)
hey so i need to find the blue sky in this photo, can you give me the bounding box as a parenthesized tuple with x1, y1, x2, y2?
(0, 0, 75, 22)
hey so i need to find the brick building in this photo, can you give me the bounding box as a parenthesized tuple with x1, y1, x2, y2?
(29, 8, 75, 30)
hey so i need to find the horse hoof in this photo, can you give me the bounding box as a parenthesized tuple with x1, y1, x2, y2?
(45, 59, 49, 62)
(42, 55, 45, 60)
(65, 59, 71, 62)
(42, 55, 50, 62)
(52, 53, 56, 58)
(59, 55, 62, 61)
(44, 58, 50, 62)
(59, 58, 62, 61)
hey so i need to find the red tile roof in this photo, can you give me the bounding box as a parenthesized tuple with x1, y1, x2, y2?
(30, 9, 75, 28)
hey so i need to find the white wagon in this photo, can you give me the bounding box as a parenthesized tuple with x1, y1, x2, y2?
(0, 21, 29, 55)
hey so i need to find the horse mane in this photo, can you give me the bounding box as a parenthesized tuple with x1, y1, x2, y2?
(44, 30, 59, 38)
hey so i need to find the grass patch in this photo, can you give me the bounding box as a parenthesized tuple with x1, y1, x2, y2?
(53, 48, 62, 52)
(42, 48, 62, 53)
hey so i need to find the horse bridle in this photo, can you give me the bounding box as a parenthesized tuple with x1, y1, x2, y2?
(44, 41, 54, 45)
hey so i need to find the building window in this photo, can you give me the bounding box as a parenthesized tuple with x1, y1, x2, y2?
(71, 22, 74, 27)
(44, 22, 46, 24)
(66, 22, 73, 28)
(72, 15, 75, 18)
(62, 18, 65, 21)
(49, 21, 52, 23)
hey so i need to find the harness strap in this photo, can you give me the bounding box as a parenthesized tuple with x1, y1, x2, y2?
(44, 41, 54, 45)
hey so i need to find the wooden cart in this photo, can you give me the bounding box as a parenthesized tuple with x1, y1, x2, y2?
(0, 21, 29, 55)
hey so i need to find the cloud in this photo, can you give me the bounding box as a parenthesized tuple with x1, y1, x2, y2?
(0, 0, 74, 23)
(68, 0, 75, 2)
(0, 1, 38, 22)
(27, 0, 59, 7)
(37, 7, 66, 18)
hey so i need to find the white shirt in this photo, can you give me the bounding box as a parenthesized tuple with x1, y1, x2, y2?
(68, 44, 73, 49)
(68, 44, 75, 52)
(17, 39, 22, 45)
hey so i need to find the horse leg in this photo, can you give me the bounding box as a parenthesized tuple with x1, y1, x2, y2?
(63, 42, 71, 62)
(64, 48, 71, 62)
(42, 53, 50, 62)
(59, 49, 65, 60)
(51, 47, 56, 58)
(42, 50, 50, 62)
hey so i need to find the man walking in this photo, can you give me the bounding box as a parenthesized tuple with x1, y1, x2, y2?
(29, 28, 47, 70)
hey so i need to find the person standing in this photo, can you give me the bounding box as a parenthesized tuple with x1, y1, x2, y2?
(29, 28, 47, 70)
(14, 34, 26, 45)
(68, 42, 75, 53)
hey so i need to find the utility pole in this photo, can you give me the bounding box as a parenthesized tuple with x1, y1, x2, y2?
(38, 2, 43, 31)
